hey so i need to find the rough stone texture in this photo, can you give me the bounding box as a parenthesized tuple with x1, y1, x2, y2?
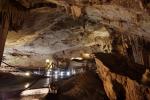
(86, 5, 150, 40)
(1, 0, 149, 67)
(56, 71, 108, 100)
(14, 0, 150, 40)
(95, 58, 150, 100)
(3, 8, 112, 67)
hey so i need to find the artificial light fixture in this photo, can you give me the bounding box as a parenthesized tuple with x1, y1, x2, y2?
(71, 57, 83, 60)
(46, 59, 50, 63)
(66, 71, 71, 76)
(25, 72, 31, 76)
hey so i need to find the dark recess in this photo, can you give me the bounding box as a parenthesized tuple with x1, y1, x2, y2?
(112, 80, 126, 100)
(29, 3, 57, 10)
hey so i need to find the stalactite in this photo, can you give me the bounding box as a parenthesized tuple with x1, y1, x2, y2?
(128, 35, 144, 65)
(70, 5, 82, 19)
(0, 0, 28, 66)
(120, 34, 127, 55)
(149, 55, 150, 68)
(0, 13, 9, 65)
(112, 31, 149, 67)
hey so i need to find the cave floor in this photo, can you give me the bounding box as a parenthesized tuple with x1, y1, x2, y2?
(0, 70, 108, 100)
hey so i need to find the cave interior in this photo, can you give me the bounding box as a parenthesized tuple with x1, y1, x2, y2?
(0, 0, 150, 100)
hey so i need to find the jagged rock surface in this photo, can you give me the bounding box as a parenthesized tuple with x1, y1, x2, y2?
(3, 8, 111, 67)
(95, 57, 150, 100)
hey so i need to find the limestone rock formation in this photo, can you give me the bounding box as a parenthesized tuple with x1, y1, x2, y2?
(95, 57, 150, 100)
(3, 7, 112, 67)
(0, 0, 150, 67)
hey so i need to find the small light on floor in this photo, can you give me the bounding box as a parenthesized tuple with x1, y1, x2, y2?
(60, 72, 64, 77)
(72, 69, 76, 75)
(47, 71, 50, 76)
(55, 74, 58, 79)
(66, 71, 71, 76)
(24, 83, 30, 88)
(55, 71, 58, 74)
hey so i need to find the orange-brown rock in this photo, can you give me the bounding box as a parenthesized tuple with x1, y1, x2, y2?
(95, 58, 150, 100)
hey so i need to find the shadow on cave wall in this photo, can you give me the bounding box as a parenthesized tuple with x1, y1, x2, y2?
(95, 52, 146, 83)
(112, 80, 126, 100)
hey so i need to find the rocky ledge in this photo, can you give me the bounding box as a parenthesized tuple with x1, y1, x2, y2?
(95, 53, 150, 100)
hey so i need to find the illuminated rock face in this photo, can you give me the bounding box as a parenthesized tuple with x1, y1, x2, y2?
(1, 0, 149, 68)
(86, 5, 150, 39)
(3, 8, 112, 67)
(95, 57, 150, 100)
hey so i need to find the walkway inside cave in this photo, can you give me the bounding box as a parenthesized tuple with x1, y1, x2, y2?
(0, 0, 150, 100)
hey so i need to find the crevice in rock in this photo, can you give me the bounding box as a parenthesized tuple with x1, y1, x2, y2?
(112, 80, 126, 100)
(29, 3, 57, 10)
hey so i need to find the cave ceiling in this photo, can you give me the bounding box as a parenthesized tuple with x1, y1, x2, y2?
(0, 0, 150, 67)
(1, 0, 149, 38)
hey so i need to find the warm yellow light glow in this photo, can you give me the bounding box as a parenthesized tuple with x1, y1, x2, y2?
(83, 53, 90, 57)
(50, 65, 53, 69)
(82, 53, 92, 59)
(46, 59, 50, 63)
(71, 57, 83, 60)
(25, 72, 31, 76)
(45, 59, 53, 69)
(76, 57, 83, 60)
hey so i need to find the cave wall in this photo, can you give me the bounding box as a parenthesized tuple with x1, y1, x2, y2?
(0, 0, 149, 68)
(95, 58, 150, 100)
(3, 8, 112, 67)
